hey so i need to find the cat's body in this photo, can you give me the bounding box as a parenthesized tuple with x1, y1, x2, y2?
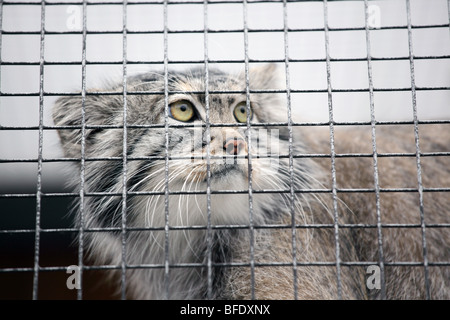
(53, 65, 449, 299)
(226, 124, 450, 299)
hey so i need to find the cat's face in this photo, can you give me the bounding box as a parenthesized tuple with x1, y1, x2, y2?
(130, 70, 280, 188)
(54, 65, 290, 226)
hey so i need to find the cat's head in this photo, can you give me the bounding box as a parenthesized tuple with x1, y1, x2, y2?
(53, 64, 293, 224)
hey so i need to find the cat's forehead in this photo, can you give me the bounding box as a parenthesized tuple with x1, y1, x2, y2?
(169, 68, 243, 92)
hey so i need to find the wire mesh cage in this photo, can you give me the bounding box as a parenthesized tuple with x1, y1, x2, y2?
(0, 0, 449, 300)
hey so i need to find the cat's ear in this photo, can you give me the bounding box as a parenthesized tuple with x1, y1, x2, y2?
(249, 63, 285, 90)
(52, 94, 122, 158)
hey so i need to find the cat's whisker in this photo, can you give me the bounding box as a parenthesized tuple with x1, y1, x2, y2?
(143, 163, 192, 254)
(128, 162, 166, 192)
(179, 166, 204, 261)
(147, 163, 186, 224)
(193, 174, 206, 223)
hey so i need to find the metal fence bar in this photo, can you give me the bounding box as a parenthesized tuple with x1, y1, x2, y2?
(3, 0, 449, 7)
(3, 23, 450, 37)
(1, 0, 448, 5)
(2, 222, 450, 237)
(202, 0, 214, 300)
(2, 86, 449, 98)
(2, 260, 450, 275)
(120, 0, 129, 300)
(363, 0, 386, 299)
(5, 150, 450, 163)
(4, 119, 450, 132)
(76, 0, 88, 301)
(282, 0, 298, 300)
(31, 0, 46, 300)
(323, 0, 342, 299)
(2, 55, 449, 66)
(162, 0, 171, 300)
(2, 186, 450, 200)
(3, 221, 450, 237)
(405, 0, 430, 300)
(3, 188, 450, 208)
(242, 0, 256, 300)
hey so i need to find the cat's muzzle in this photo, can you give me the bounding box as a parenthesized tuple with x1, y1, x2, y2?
(224, 137, 246, 156)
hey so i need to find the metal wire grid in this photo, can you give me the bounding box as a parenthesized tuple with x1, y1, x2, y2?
(0, 0, 449, 300)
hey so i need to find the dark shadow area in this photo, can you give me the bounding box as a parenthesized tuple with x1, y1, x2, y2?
(0, 185, 119, 300)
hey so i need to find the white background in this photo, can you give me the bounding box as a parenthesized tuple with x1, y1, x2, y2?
(0, 0, 449, 190)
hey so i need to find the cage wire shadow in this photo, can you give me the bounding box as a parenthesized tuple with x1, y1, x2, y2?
(0, 0, 449, 300)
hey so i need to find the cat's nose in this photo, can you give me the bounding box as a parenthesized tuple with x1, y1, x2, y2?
(224, 137, 246, 155)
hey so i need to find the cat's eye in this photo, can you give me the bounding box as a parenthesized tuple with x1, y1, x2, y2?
(233, 102, 252, 123)
(169, 100, 195, 122)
